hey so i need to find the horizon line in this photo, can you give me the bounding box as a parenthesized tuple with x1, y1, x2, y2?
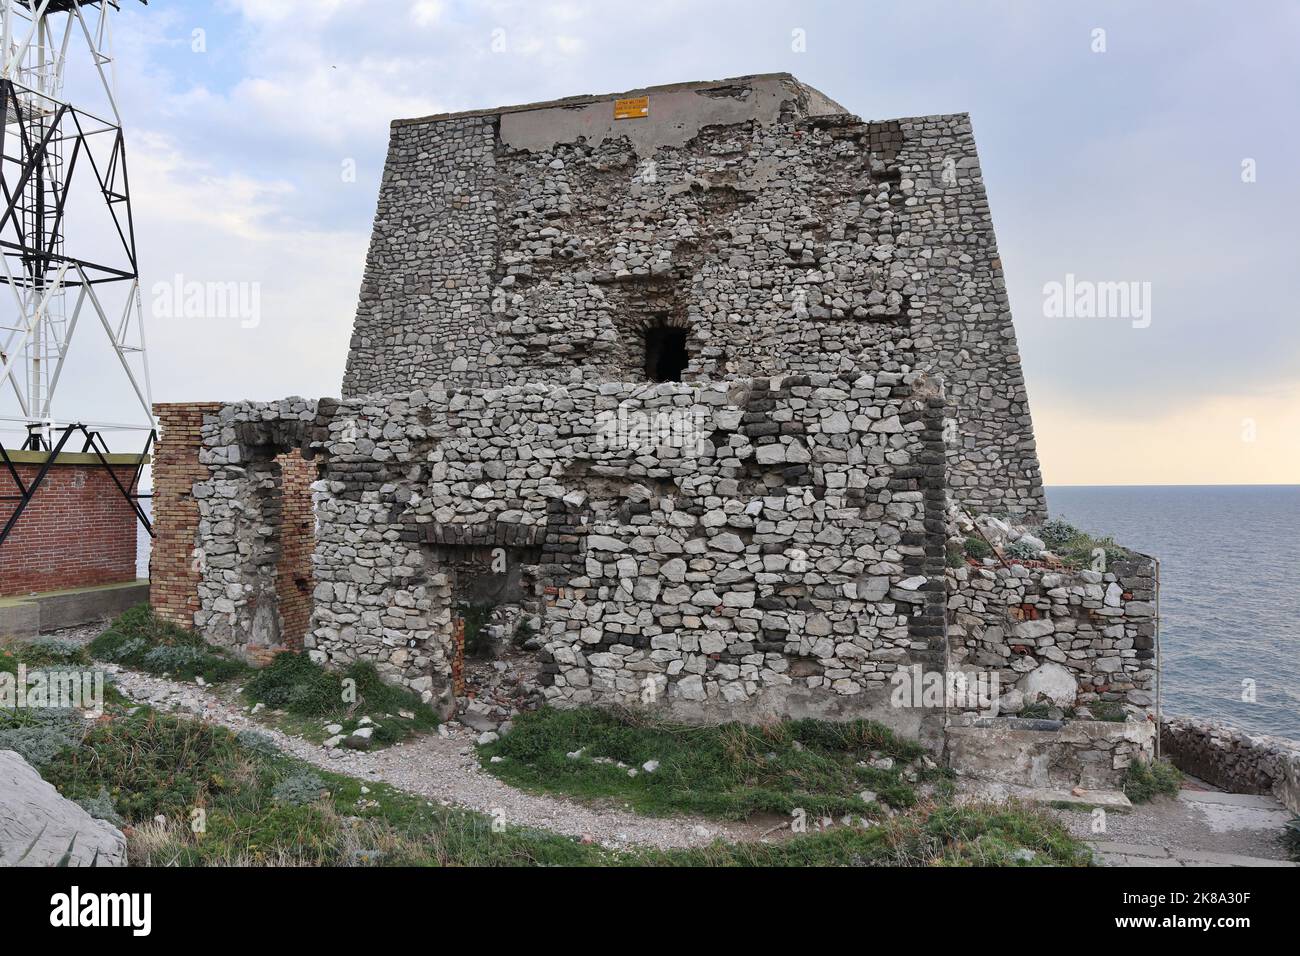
(1045, 482, 1298, 489)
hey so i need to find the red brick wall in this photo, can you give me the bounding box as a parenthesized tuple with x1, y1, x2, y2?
(0, 456, 141, 597)
(149, 403, 221, 629)
(150, 404, 316, 649)
(274, 451, 315, 651)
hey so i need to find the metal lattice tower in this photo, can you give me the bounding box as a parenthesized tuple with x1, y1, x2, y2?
(0, 0, 150, 451)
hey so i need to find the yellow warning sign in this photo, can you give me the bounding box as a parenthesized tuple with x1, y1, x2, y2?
(614, 96, 649, 120)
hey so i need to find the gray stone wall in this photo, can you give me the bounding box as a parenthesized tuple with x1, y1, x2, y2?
(343, 73, 1044, 520)
(1161, 716, 1300, 814)
(947, 557, 1158, 717)
(180, 376, 1154, 747)
(345, 115, 498, 396)
(190, 370, 948, 732)
(192, 400, 318, 661)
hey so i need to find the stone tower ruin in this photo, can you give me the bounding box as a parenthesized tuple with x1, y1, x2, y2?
(345, 73, 1045, 519)
(151, 74, 1169, 759)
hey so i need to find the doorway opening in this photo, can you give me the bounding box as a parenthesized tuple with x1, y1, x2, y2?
(644, 324, 689, 382)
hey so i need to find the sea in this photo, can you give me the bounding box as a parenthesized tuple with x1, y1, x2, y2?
(136, 485, 1300, 740)
(1047, 485, 1300, 741)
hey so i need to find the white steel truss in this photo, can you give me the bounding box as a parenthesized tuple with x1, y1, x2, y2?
(0, 0, 150, 450)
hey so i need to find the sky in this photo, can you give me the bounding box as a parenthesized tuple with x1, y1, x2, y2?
(5, 0, 1298, 485)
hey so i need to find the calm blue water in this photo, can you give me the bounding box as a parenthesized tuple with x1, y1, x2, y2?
(1046, 486, 1300, 741)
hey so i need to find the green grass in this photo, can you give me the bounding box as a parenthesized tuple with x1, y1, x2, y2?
(241, 651, 439, 746)
(1035, 519, 1132, 569)
(479, 706, 951, 821)
(2, 675, 1087, 867)
(80, 605, 437, 748)
(1122, 759, 1183, 803)
(33, 706, 612, 866)
(6, 634, 91, 667)
(1, 635, 122, 700)
(645, 801, 1090, 867)
(1085, 700, 1128, 722)
(88, 605, 248, 684)
(31, 706, 1085, 867)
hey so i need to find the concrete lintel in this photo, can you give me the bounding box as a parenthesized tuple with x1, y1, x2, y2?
(1, 450, 149, 466)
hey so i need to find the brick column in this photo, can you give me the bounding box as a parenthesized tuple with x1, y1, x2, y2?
(150, 402, 221, 630)
(273, 451, 316, 651)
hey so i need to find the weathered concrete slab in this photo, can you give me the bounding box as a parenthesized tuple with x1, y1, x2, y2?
(1178, 789, 1293, 834)
(957, 778, 1133, 811)
(1180, 789, 1288, 809)
(0, 580, 146, 639)
(1089, 841, 1299, 868)
(0, 598, 39, 641)
(947, 716, 1154, 790)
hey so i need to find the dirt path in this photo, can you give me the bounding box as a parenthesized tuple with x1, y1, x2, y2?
(42, 623, 1298, 863)
(90, 655, 770, 851)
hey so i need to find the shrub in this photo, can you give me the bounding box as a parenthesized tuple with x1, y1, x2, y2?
(945, 541, 966, 568)
(272, 770, 328, 807)
(89, 605, 246, 683)
(1004, 540, 1039, 561)
(964, 537, 992, 561)
(1031, 521, 1133, 569)
(242, 652, 438, 744)
(76, 787, 125, 828)
(1122, 759, 1182, 803)
(0, 708, 86, 766)
(1086, 700, 1127, 722)
(235, 729, 280, 756)
(20, 636, 88, 666)
(143, 645, 214, 674)
(1037, 519, 1081, 550)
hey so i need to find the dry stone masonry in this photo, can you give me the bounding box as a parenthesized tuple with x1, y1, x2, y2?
(344, 74, 1045, 520)
(947, 558, 1158, 715)
(185, 370, 948, 737)
(149, 74, 1171, 788)
(1161, 717, 1300, 814)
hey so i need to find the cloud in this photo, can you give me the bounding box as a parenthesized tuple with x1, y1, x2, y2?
(129, 131, 297, 242)
(7, 0, 1291, 486)
(1035, 386, 1300, 486)
(410, 1, 445, 27)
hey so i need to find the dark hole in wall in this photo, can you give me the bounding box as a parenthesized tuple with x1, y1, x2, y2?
(428, 544, 542, 659)
(644, 325, 688, 382)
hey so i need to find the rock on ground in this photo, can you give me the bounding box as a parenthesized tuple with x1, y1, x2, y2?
(0, 749, 127, 867)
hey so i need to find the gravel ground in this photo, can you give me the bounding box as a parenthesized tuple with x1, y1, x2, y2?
(42, 624, 766, 850)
